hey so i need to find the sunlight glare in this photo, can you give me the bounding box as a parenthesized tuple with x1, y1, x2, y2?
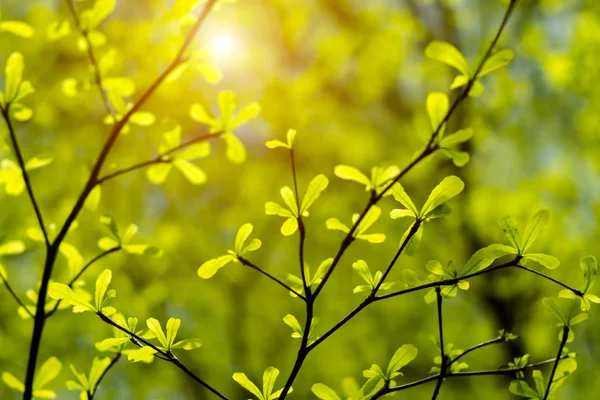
(208, 33, 238, 61)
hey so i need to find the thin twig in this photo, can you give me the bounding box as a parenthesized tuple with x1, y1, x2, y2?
(514, 264, 583, 296)
(431, 288, 446, 400)
(64, 0, 115, 116)
(237, 257, 306, 300)
(45, 247, 121, 318)
(0, 271, 34, 318)
(97, 313, 229, 399)
(448, 336, 504, 367)
(89, 352, 121, 400)
(1, 108, 49, 247)
(96, 131, 223, 185)
(374, 355, 570, 397)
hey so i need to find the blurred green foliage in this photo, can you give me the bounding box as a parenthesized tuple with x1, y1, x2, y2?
(0, 0, 599, 398)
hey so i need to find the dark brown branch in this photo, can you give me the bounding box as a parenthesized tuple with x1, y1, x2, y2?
(1, 108, 49, 247)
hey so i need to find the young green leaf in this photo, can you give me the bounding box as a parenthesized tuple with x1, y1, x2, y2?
(425, 41, 470, 76)
(311, 383, 341, 400)
(420, 176, 465, 218)
(386, 344, 417, 378)
(197, 255, 236, 279)
(426, 92, 449, 135)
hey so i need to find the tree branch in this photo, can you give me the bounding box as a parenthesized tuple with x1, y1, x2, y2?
(1, 108, 49, 248)
(543, 326, 569, 400)
(448, 336, 505, 368)
(23, 1, 219, 397)
(97, 312, 229, 399)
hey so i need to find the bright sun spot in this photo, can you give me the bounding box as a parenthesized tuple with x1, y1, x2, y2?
(208, 33, 238, 60)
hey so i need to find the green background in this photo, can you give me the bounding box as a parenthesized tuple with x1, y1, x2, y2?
(0, 0, 598, 398)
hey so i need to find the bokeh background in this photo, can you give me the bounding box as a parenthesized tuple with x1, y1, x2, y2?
(0, 0, 598, 398)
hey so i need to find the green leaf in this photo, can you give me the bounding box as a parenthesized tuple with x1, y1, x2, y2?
(281, 216, 298, 236)
(352, 260, 374, 287)
(88, 357, 111, 390)
(0, 21, 35, 38)
(0, 240, 25, 255)
(265, 202, 293, 217)
(580, 255, 597, 293)
(459, 244, 517, 277)
(4, 52, 24, 103)
(80, 0, 116, 30)
(280, 187, 298, 216)
(233, 372, 263, 400)
(174, 160, 206, 184)
(129, 111, 155, 126)
(420, 176, 464, 217)
(425, 41, 470, 76)
(283, 314, 303, 337)
(390, 209, 415, 219)
(85, 185, 102, 211)
(95, 269, 112, 311)
(197, 255, 236, 279)
(235, 223, 253, 254)
(100, 215, 120, 239)
(478, 49, 514, 77)
(550, 358, 577, 394)
(177, 142, 211, 161)
(48, 282, 94, 312)
(426, 92, 449, 133)
(2, 372, 24, 393)
(386, 344, 417, 378)
(223, 132, 246, 164)
(300, 174, 328, 214)
(524, 253, 560, 270)
(171, 338, 202, 350)
(402, 223, 423, 256)
(441, 148, 470, 167)
(439, 128, 473, 148)
(509, 380, 539, 398)
(166, 318, 181, 349)
(521, 210, 549, 253)
(147, 163, 173, 184)
(311, 383, 341, 400)
(356, 206, 382, 236)
(266, 129, 296, 149)
(189, 103, 219, 126)
(146, 318, 168, 349)
(333, 165, 371, 188)
(262, 367, 279, 398)
(542, 298, 566, 324)
(498, 216, 521, 252)
(326, 218, 349, 233)
(232, 103, 261, 129)
(33, 357, 62, 391)
(390, 183, 418, 215)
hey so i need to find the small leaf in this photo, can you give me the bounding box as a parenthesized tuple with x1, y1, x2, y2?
(0, 21, 35, 38)
(281, 217, 298, 236)
(425, 41, 470, 76)
(478, 49, 514, 77)
(521, 210, 549, 253)
(2, 372, 24, 392)
(166, 318, 181, 349)
(386, 344, 417, 377)
(147, 163, 173, 184)
(524, 253, 560, 270)
(223, 132, 246, 164)
(580, 256, 597, 293)
(498, 216, 521, 252)
(95, 269, 112, 311)
(542, 298, 566, 324)
(232, 372, 263, 399)
(426, 92, 449, 132)
(300, 174, 328, 214)
(390, 183, 418, 215)
(5, 52, 24, 103)
(174, 160, 207, 184)
(198, 255, 236, 279)
(439, 128, 474, 148)
(235, 224, 253, 254)
(146, 318, 168, 349)
(334, 165, 371, 188)
(420, 176, 464, 217)
(311, 383, 341, 400)
(33, 357, 62, 391)
(171, 338, 202, 350)
(326, 218, 349, 233)
(402, 223, 423, 256)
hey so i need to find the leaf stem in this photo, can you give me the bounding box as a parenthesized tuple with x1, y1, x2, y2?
(513, 264, 583, 296)
(237, 256, 306, 300)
